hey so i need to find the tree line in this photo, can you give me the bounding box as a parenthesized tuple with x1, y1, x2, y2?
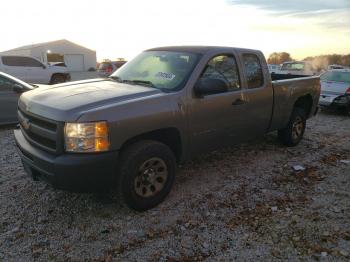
(267, 52, 350, 70)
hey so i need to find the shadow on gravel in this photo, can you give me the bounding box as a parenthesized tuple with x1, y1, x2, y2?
(0, 124, 17, 131)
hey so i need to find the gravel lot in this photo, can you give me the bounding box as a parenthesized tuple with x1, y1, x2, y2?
(1, 110, 349, 261)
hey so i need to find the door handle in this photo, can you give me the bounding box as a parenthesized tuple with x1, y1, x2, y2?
(232, 98, 246, 106)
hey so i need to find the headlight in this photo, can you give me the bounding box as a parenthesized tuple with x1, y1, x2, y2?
(64, 122, 109, 152)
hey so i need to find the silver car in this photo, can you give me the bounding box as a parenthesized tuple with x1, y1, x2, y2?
(0, 72, 34, 125)
(319, 69, 350, 112)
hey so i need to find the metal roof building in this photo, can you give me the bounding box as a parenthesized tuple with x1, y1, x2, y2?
(0, 39, 96, 71)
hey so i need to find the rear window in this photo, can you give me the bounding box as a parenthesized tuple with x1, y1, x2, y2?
(98, 62, 112, 70)
(113, 61, 127, 68)
(320, 71, 350, 83)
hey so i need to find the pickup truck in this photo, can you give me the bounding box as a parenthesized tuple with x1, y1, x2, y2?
(14, 46, 320, 211)
(0, 55, 70, 84)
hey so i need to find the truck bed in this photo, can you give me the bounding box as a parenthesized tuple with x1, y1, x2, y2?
(269, 75, 320, 131)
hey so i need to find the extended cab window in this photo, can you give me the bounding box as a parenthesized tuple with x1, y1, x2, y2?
(243, 54, 263, 89)
(1, 56, 43, 67)
(201, 55, 240, 91)
(2, 56, 25, 66)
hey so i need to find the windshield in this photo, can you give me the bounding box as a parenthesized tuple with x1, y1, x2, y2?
(110, 51, 200, 91)
(320, 71, 350, 83)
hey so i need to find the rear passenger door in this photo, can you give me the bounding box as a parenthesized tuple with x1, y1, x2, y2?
(238, 53, 273, 138)
(189, 53, 249, 154)
(0, 56, 28, 81)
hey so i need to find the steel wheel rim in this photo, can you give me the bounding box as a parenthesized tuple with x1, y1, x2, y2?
(292, 116, 304, 140)
(134, 157, 168, 198)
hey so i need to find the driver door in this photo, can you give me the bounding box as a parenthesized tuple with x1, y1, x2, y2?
(189, 54, 248, 154)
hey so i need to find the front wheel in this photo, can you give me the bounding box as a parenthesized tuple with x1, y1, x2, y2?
(117, 140, 176, 211)
(278, 107, 306, 147)
(50, 74, 67, 84)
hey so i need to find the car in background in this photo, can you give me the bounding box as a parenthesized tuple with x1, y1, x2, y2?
(279, 61, 316, 76)
(267, 64, 280, 74)
(0, 55, 71, 84)
(319, 69, 350, 112)
(328, 64, 348, 70)
(0, 71, 35, 124)
(97, 60, 127, 77)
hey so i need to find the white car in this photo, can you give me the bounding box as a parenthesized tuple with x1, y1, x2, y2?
(0, 55, 70, 84)
(319, 69, 350, 112)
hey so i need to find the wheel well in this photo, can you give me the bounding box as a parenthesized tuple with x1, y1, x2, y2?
(294, 94, 313, 117)
(50, 73, 66, 82)
(120, 128, 182, 162)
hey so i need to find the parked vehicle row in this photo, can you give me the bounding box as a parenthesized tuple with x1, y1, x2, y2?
(14, 46, 320, 211)
(0, 55, 70, 84)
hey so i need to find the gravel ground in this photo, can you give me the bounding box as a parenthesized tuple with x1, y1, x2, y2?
(0, 110, 349, 261)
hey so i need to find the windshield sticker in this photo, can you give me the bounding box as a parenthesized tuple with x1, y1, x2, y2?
(155, 72, 175, 80)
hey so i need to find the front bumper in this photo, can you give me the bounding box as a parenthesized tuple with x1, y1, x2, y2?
(14, 129, 118, 192)
(319, 94, 350, 108)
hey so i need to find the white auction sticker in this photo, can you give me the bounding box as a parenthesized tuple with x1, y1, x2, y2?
(155, 72, 176, 80)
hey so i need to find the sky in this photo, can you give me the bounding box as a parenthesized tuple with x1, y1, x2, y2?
(0, 0, 349, 61)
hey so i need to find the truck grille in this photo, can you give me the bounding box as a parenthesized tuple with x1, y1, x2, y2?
(18, 108, 62, 153)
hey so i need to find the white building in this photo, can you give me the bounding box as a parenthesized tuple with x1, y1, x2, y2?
(0, 39, 96, 72)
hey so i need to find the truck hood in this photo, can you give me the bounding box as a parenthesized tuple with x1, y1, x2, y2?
(19, 79, 162, 121)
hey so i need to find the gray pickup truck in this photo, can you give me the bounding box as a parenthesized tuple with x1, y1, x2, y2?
(14, 46, 320, 211)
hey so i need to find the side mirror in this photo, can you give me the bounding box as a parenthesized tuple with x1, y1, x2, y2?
(194, 78, 228, 97)
(13, 84, 24, 93)
(42, 64, 47, 69)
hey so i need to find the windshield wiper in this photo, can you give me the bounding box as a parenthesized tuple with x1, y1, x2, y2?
(109, 77, 156, 88)
(123, 79, 155, 88)
(109, 76, 123, 82)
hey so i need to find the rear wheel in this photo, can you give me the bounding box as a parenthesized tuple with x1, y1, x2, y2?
(117, 140, 176, 211)
(278, 107, 306, 146)
(50, 74, 66, 84)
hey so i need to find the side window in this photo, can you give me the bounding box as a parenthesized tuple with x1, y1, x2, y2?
(0, 76, 15, 91)
(201, 55, 241, 92)
(242, 54, 264, 89)
(1, 56, 43, 67)
(2, 56, 24, 66)
(23, 57, 44, 67)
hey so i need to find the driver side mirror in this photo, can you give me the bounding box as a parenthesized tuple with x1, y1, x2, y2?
(194, 78, 228, 97)
(13, 83, 24, 93)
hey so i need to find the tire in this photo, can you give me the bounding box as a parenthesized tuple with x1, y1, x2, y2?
(50, 74, 66, 84)
(117, 140, 176, 211)
(278, 107, 306, 147)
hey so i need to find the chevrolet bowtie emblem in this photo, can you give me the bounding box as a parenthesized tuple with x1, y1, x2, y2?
(22, 118, 30, 130)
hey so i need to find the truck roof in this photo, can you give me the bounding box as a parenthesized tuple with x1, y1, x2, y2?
(146, 46, 261, 55)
